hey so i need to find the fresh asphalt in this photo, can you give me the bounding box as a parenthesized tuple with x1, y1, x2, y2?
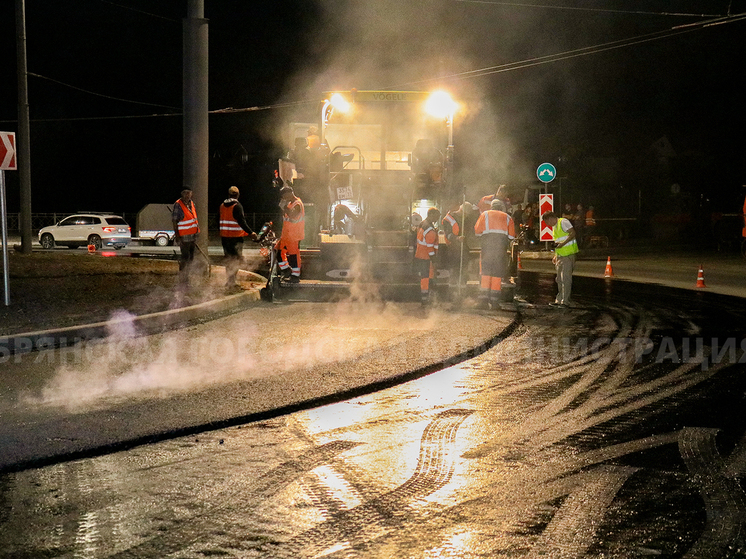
(1, 242, 744, 473)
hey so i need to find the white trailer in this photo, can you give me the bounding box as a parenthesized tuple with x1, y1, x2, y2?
(135, 204, 175, 246)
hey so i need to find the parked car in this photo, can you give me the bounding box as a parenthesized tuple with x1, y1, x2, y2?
(38, 214, 132, 250)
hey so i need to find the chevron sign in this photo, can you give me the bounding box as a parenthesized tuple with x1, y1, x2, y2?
(539, 193, 554, 241)
(0, 132, 16, 171)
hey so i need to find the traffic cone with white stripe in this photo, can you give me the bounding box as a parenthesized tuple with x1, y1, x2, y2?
(695, 265, 707, 288)
(517, 253, 523, 270)
(604, 256, 614, 278)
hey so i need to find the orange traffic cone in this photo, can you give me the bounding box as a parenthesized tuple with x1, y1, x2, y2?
(517, 253, 523, 270)
(87, 244, 96, 253)
(604, 256, 614, 278)
(695, 265, 707, 288)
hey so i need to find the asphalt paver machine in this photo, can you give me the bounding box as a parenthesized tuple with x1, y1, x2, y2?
(283, 90, 458, 281)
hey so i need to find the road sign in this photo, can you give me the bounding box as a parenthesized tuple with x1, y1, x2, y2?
(0, 132, 17, 171)
(537, 162, 556, 183)
(1, 131, 16, 305)
(539, 193, 554, 241)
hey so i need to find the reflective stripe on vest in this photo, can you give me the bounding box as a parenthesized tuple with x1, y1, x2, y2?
(442, 213, 459, 242)
(219, 203, 248, 237)
(176, 199, 199, 236)
(554, 218, 579, 256)
(282, 199, 305, 241)
(475, 210, 514, 239)
(415, 225, 439, 259)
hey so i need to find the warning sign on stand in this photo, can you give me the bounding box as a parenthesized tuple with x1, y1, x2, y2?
(539, 193, 554, 241)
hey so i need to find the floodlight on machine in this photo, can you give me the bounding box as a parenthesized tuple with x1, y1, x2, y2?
(330, 93, 351, 113)
(321, 93, 352, 145)
(424, 90, 457, 121)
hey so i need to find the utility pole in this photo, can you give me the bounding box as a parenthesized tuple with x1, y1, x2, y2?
(15, 0, 32, 254)
(183, 0, 209, 264)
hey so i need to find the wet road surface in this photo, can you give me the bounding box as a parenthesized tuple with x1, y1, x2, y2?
(3, 273, 746, 558)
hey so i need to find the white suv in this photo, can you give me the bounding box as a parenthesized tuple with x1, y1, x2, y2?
(38, 214, 132, 250)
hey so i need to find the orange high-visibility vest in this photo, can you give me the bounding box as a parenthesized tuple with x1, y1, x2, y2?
(474, 210, 515, 239)
(219, 203, 248, 238)
(442, 212, 460, 244)
(585, 209, 596, 227)
(281, 198, 305, 242)
(415, 223, 439, 260)
(176, 199, 200, 236)
(477, 195, 495, 213)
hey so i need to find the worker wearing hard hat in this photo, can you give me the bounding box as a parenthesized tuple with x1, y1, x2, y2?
(474, 199, 515, 309)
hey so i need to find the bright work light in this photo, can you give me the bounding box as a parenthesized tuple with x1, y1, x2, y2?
(330, 93, 351, 113)
(424, 91, 456, 120)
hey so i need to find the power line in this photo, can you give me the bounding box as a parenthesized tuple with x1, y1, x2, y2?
(0, 101, 315, 124)
(4, 10, 743, 124)
(451, 0, 725, 18)
(27, 72, 181, 111)
(90, 0, 180, 22)
(387, 12, 746, 88)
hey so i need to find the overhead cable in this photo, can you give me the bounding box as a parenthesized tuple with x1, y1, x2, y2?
(451, 0, 724, 18)
(389, 11, 746, 87)
(28, 72, 181, 111)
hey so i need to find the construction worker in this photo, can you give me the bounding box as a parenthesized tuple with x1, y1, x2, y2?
(542, 210, 579, 308)
(478, 184, 511, 214)
(414, 207, 441, 306)
(585, 205, 597, 246)
(331, 202, 359, 236)
(172, 188, 200, 284)
(277, 185, 305, 283)
(219, 186, 257, 291)
(441, 201, 477, 287)
(474, 199, 515, 309)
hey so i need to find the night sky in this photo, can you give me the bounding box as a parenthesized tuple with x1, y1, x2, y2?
(0, 0, 744, 220)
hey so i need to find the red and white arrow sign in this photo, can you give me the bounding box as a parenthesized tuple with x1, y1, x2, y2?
(539, 193, 554, 241)
(0, 132, 17, 171)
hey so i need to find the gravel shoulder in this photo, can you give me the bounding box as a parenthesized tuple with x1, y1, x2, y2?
(1, 251, 241, 336)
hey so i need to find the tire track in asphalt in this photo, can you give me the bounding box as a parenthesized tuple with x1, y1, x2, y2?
(101, 440, 362, 559)
(679, 428, 746, 558)
(256, 408, 473, 558)
(531, 464, 639, 558)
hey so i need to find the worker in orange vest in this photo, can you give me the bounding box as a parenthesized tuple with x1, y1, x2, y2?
(474, 199, 515, 309)
(415, 207, 441, 306)
(276, 185, 305, 283)
(172, 188, 200, 284)
(478, 184, 511, 214)
(441, 201, 477, 288)
(219, 186, 257, 291)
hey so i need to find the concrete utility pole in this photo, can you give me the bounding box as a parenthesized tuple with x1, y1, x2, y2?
(183, 0, 209, 262)
(15, 0, 32, 254)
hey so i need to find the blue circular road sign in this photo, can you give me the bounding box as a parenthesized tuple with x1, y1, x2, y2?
(537, 162, 557, 183)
